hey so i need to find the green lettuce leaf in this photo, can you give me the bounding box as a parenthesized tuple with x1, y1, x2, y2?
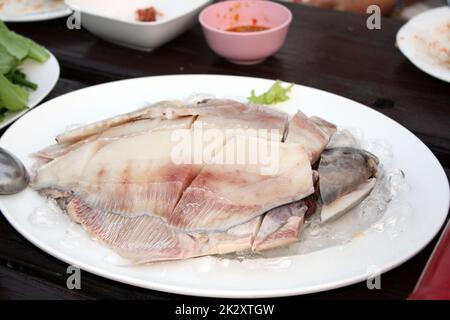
(0, 45, 19, 74)
(248, 80, 294, 105)
(0, 21, 49, 63)
(0, 73, 29, 111)
(6, 68, 38, 90)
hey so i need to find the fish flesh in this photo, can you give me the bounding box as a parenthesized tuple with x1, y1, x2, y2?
(30, 98, 380, 263)
(286, 111, 337, 163)
(326, 129, 359, 149)
(32, 129, 198, 219)
(35, 117, 195, 160)
(66, 197, 264, 263)
(55, 99, 287, 145)
(168, 137, 314, 232)
(253, 201, 307, 252)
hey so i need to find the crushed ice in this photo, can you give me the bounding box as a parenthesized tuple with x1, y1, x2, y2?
(261, 127, 412, 259)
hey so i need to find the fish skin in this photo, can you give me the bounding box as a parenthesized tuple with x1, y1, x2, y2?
(319, 147, 379, 205)
(320, 178, 377, 223)
(286, 111, 337, 163)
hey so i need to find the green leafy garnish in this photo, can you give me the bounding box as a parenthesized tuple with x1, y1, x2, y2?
(248, 80, 294, 105)
(6, 69, 38, 90)
(0, 21, 49, 63)
(0, 20, 49, 118)
(0, 45, 19, 74)
(0, 73, 29, 112)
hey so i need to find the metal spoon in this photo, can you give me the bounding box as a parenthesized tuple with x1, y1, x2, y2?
(0, 147, 29, 195)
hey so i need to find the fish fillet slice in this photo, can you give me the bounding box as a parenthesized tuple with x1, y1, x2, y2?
(253, 201, 307, 252)
(33, 130, 198, 219)
(66, 197, 203, 262)
(286, 111, 337, 163)
(204, 216, 262, 256)
(56, 99, 287, 145)
(255, 214, 305, 252)
(55, 100, 180, 145)
(67, 197, 263, 263)
(193, 111, 288, 142)
(145, 99, 288, 121)
(35, 117, 194, 160)
(169, 137, 314, 232)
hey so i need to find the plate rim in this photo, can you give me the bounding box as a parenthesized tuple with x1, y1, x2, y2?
(0, 7, 72, 23)
(396, 6, 450, 83)
(0, 74, 448, 298)
(0, 52, 60, 130)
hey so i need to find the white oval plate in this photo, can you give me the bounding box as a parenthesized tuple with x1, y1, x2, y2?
(0, 0, 71, 22)
(0, 75, 448, 298)
(0, 52, 60, 130)
(397, 7, 450, 83)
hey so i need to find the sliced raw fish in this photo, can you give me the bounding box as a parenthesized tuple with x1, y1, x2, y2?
(36, 117, 195, 160)
(253, 201, 307, 251)
(205, 216, 262, 256)
(66, 197, 204, 263)
(146, 99, 288, 121)
(193, 111, 288, 142)
(319, 147, 379, 205)
(56, 99, 287, 145)
(255, 213, 305, 252)
(67, 197, 262, 263)
(169, 137, 314, 232)
(286, 111, 337, 163)
(32, 130, 198, 219)
(55, 100, 180, 144)
(30, 98, 381, 263)
(326, 129, 359, 149)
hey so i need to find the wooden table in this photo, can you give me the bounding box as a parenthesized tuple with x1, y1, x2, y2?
(0, 3, 449, 300)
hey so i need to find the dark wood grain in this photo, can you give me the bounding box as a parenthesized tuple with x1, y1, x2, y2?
(0, 3, 449, 300)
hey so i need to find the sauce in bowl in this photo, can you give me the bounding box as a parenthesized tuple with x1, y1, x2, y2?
(226, 25, 270, 32)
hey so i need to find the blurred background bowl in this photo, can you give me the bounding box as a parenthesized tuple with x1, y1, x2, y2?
(199, 0, 292, 65)
(65, 0, 211, 51)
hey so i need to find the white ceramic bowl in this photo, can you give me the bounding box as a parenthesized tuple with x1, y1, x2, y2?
(65, 0, 211, 51)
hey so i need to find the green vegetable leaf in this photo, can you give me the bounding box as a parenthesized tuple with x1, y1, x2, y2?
(6, 68, 38, 90)
(0, 107, 7, 122)
(0, 21, 29, 61)
(248, 80, 295, 105)
(0, 45, 19, 74)
(0, 73, 29, 111)
(26, 38, 50, 63)
(0, 21, 49, 63)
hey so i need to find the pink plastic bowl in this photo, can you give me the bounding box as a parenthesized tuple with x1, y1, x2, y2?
(199, 0, 292, 65)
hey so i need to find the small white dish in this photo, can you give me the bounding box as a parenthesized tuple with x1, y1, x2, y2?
(0, 52, 60, 130)
(0, 0, 71, 22)
(65, 0, 211, 51)
(397, 7, 450, 83)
